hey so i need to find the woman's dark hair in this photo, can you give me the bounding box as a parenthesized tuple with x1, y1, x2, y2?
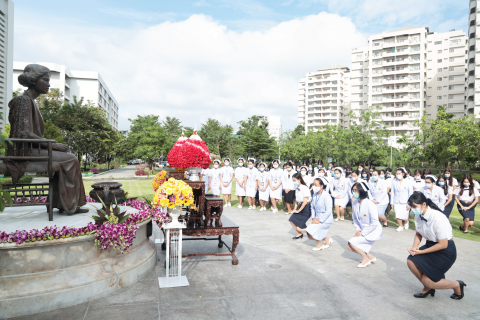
(459, 174, 474, 197)
(292, 172, 306, 186)
(283, 163, 287, 169)
(396, 167, 406, 178)
(18, 64, 51, 88)
(361, 169, 370, 180)
(351, 182, 369, 199)
(443, 167, 454, 186)
(423, 168, 432, 176)
(369, 165, 376, 170)
(286, 161, 293, 167)
(380, 169, 386, 175)
(425, 176, 436, 184)
(248, 159, 255, 164)
(268, 163, 273, 170)
(328, 162, 334, 167)
(317, 160, 323, 166)
(406, 168, 411, 175)
(408, 192, 443, 212)
(386, 167, 392, 173)
(414, 169, 424, 179)
(272, 159, 279, 164)
(314, 178, 327, 189)
(372, 170, 380, 176)
(437, 174, 449, 196)
(351, 169, 360, 177)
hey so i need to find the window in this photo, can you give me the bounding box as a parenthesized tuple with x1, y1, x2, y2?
(449, 76, 454, 80)
(449, 58, 454, 62)
(437, 77, 442, 81)
(359, 102, 363, 105)
(437, 87, 442, 90)
(359, 93, 363, 97)
(448, 95, 454, 99)
(360, 62, 363, 65)
(448, 104, 453, 108)
(360, 85, 363, 89)
(308, 78, 312, 80)
(434, 41, 442, 45)
(449, 85, 454, 90)
(449, 48, 454, 53)
(450, 39, 461, 45)
(374, 42, 380, 46)
(302, 84, 305, 86)
(437, 59, 442, 63)
(437, 68, 442, 72)
(437, 50, 442, 54)
(449, 67, 455, 71)
(437, 96, 442, 99)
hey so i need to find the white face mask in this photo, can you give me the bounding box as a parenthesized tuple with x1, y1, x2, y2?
(301, 171, 306, 176)
(396, 174, 403, 180)
(214, 164, 219, 169)
(312, 186, 321, 193)
(319, 172, 325, 177)
(426, 183, 432, 189)
(224, 162, 229, 166)
(415, 176, 421, 181)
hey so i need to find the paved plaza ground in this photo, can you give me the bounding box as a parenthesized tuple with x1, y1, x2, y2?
(8, 205, 480, 320)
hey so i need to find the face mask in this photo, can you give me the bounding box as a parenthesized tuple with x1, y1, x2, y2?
(318, 165, 322, 169)
(297, 169, 301, 172)
(438, 181, 445, 186)
(415, 176, 421, 181)
(312, 186, 320, 193)
(308, 168, 312, 171)
(346, 171, 352, 176)
(301, 171, 306, 176)
(371, 176, 378, 181)
(335, 173, 340, 178)
(358, 167, 363, 171)
(426, 183, 432, 189)
(248, 164, 253, 169)
(293, 181, 300, 187)
(214, 165, 219, 169)
(259, 167, 265, 172)
(362, 174, 367, 178)
(411, 207, 422, 216)
(273, 164, 278, 168)
(319, 172, 325, 177)
(386, 173, 391, 178)
(380, 175, 385, 179)
(352, 192, 359, 200)
(331, 172, 335, 176)
(238, 162, 244, 166)
(444, 173, 450, 178)
(464, 183, 470, 187)
(224, 162, 229, 166)
(351, 177, 356, 183)
(396, 174, 403, 180)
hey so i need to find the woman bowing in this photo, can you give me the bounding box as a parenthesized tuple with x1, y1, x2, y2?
(348, 182, 383, 268)
(406, 193, 466, 299)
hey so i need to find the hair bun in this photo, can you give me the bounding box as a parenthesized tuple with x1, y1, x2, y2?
(18, 73, 33, 87)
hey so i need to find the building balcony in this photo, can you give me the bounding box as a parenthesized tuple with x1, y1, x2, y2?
(471, 0, 476, 10)
(383, 41, 396, 48)
(471, 12, 477, 22)
(467, 100, 475, 110)
(448, 98, 466, 104)
(469, 38, 476, 47)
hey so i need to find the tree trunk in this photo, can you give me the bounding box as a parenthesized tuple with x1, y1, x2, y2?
(216, 143, 221, 159)
(149, 157, 153, 172)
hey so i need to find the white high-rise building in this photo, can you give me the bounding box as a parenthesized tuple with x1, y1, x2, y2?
(0, 0, 14, 131)
(13, 62, 119, 129)
(467, 0, 480, 118)
(298, 65, 350, 132)
(236, 115, 282, 139)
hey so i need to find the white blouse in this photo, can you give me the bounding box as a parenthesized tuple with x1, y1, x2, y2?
(368, 179, 389, 205)
(412, 179, 425, 192)
(303, 175, 314, 187)
(421, 185, 448, 211)
(454, 187, 480, 202)
(295, 184, 312, 203)
(282, 170, 295, 190)
(414, 207, 453, 242)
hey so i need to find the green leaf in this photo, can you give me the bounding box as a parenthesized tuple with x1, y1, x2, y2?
(118, 214, 131, 223)
(3, 191, 13, 207)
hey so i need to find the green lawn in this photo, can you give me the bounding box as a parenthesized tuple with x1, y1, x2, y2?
(84, 179, 480, 242)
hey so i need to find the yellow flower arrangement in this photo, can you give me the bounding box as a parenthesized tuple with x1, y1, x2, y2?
(152, 170, 168, 192)
(152, 177, 196, 210)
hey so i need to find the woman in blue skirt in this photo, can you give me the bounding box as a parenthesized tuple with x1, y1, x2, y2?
(407, 192, 466, 300)
(289, 172, 312, 239)
(454, 174, 479, 234)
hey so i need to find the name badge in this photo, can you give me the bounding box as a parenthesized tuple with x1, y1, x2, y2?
(435, 195, 437, 198)
(274, 179, 278, 184)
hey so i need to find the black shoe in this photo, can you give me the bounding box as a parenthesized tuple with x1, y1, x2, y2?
(414, 289, 435, 298)
(450, 281, 467, 300)
(383, 224, 388, 228)
(459, 225, 464, 231)
(292, 234, 303, 240)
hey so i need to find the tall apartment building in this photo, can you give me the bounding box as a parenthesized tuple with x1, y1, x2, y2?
(297, 65, 350, 132)
(467, 0, 480, 118)
(348, 27, 467, 142)
(237, 115, 282, 139)
(13, 62, 119, 129)
(0, 0, 13, 132)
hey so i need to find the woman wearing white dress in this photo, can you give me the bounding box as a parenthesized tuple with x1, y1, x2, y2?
(332, 167, 349, 221)
(422, 175, 447, 212)
(303, 177, 333, 250)
(235, 158, 247, 208)
(208, 159, 222, 197)
(314, 160, 324, 177)
(289, 172, 312, 239)
(201, 168, 210, 194)
(348, 182, 383, 268)
(406, 192, 466, 300)
(369, 170, 389, 227)
(269, 159, 283, 213)
(256, 162, 270, 211)
(391, 167, 413, 232)
(454, 173, 479, 234)
(412, 169, 425, 193)
(220, 158, 234, 206)
(245, 158, 258, 210)
(300, 166, 314, 188)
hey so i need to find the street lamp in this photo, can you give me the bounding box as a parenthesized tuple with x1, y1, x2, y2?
(91, 132, 96, 164)
(248, 140, 252, 159)
(389, 135, 398, 169)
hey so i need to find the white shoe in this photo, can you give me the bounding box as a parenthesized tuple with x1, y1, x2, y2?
(396, 226, 404, 232)
(340, 218, 345, 221)
(405, 222, 409, 230)
(357, 261, 371, 268)
(312, 246, 326, 251)
(260, 207, 265, 212)
(335, 219, 339, 222)
(285, 211, 291, 215)
(248, 206, 253, 210)
(327, 239, 334, 246)
(274, 209, 278, 213)
(370, 258, 377, 263)
(237, 205, 242, 209)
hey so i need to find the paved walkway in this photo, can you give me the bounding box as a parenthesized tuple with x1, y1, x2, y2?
(9, 207, 480, 320)
(84, 166, 137, 180)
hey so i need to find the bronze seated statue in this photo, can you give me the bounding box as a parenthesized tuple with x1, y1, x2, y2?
(0, 64, 87, 215)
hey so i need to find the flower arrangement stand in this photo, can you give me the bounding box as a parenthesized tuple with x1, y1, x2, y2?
(205, 197, 224, 227)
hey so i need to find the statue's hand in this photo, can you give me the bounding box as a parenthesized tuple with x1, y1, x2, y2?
(54, 143, 69, 152)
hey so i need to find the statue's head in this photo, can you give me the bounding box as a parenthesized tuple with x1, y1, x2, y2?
(18, 64, 51, 95)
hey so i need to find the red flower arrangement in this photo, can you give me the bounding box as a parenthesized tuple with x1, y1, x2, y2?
(177, 131, 211, 169)
(167, 133, 187, 168)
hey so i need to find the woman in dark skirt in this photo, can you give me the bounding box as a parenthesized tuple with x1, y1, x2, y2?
(289, 173, 312, 239)
(454, 173, 479, 234)
(406, 193, 467, 300)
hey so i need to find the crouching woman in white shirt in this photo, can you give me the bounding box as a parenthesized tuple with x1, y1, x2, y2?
(348, 182, 383, 268)
(454, 173, 479, 234)
(289, 172, 312, 240)
(406, 192, 466, 300)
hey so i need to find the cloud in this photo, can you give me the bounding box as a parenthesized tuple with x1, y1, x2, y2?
(14, 12, 365, 132)
(193, 0, 210, 7)
(98, 8, 176, 22)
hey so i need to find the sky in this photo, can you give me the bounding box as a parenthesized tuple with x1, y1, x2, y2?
(13, 0, 469, 133)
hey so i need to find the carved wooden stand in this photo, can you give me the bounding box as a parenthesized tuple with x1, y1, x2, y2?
(205, 197, 224, 227)
(169, 172, 185, 180)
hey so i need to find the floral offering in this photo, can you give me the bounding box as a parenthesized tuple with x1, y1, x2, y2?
(153, 177, 195, 209)
(152, 170, 169, 192)
(167, 133, 188, 168)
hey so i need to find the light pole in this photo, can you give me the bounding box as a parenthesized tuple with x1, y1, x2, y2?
(389, 135, 397, 169)
(91, 132, 96, 164)
(248, 140, 252, 159)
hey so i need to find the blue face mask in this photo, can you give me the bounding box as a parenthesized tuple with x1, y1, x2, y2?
(411, 207, 422, 216)
(371, 176, 378, 181)
(438, 181, 445, 186)
(318, 165, 322, 169)
(444, 173, 450, 178)
(362, 174, 367, 178)
(224, 162, 230, 166)
(380, 175, 385, 179)
(293, 181, 300, 187)
(308, 168, 312, 171)
(238, 162, 244, 166)
(273, 164, 278, 168)
(286, 168, 292, 171)
(248, 164, 253, 168)
(259, 167, 265, 171)
(335, 173, 340, 178)
(297, 169, 301, 172)
(331, 172, 335, 176)
(352, 192, 359, 200)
